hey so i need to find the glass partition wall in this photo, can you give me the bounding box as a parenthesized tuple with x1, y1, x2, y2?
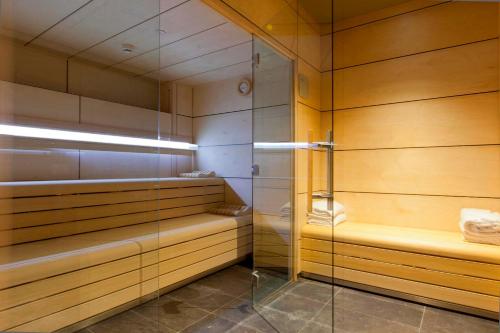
(1, 1, 254, 332)
(331, 0, 500, 331)
(0, 1, 167, 331)
(252, 37, 294, 306)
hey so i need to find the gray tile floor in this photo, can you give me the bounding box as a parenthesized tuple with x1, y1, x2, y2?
(79, 265, 499, 333)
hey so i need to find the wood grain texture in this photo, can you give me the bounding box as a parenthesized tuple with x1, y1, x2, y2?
(301, 260, 333, 277)
(302, 237, 333, 253)
(334, 267, 499, 313)
(0, 177, 224, 198)
(11, 244, 251, 333)
(335, 254, 500, 296)
(333, 92, 500, 150)
(333, 146, 500, 198)
(333, 39, 498, 110)
(3, 187, 222, 230)
(0, 225, 251, 314)
(331, 223, 500, 265)
(0, 185, 224, 214)
(0, 187, 251, 333)
(301, 248, 332, 265)
(334, 242, 500, 281)
(333, 1, 499, 69)
(334, 192, 500, 232)
(333, 0, 448, 32)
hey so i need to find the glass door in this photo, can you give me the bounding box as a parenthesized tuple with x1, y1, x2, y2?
(251, 36, 294, 312)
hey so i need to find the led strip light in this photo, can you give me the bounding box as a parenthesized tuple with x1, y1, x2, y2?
(0, 124, 198, 150)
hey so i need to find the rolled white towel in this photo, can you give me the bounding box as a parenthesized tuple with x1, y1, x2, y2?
(460, 208, 500, 246)
(463, 230, 500, 246)
(179, 170, 216, 178)
(460, 208, 500, 233)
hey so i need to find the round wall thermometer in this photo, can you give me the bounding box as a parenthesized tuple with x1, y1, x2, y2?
(238, 79, 252, 96)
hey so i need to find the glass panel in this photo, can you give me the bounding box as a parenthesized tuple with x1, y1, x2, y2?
(332, 0, 500, 331)
(252, 36, 294, 310)
(0, 0, 164, 331)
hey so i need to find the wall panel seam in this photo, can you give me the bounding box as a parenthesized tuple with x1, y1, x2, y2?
(332, 90, 500, 112)
(333, 37, 499, 72)
(333, 191, 500, 200)
(333, 0, 452, 34)
(335, 144, 500, 152)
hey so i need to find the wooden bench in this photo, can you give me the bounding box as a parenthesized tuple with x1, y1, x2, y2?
(301, 223, 500, 317)
(0, 178, 252, 332)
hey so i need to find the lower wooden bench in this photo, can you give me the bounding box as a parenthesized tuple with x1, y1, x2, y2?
(301, 223, 500, 316)
(0, 213, 251, 332)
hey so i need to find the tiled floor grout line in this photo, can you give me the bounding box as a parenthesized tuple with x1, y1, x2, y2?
(418, 306, 427, 333)
(171, 278, 252, 332)
(297, 296, 333, 333)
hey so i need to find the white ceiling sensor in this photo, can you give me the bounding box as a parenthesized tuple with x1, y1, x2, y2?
(0, 124, 198, 151)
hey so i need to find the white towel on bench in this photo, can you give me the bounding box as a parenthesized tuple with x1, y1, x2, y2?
(460, 208, 500, 246)
(311, 200, 344, 218)
(308, 213, 346, 227)
(179, 170, 216, 178)
(208, 204, 251, 217)
(307, 200, 346, 227)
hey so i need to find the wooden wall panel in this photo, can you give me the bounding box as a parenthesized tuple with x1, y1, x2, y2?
(334, 146, 500, 197)
(334, 192, 500, 232)
(298, 16, 321, 70)
(333, 0, 447, 32)
(334, 2, 498, 69)
(334, 39, 498, 110)
(320, 71, 332, 111)
(333, 92, 500, 150)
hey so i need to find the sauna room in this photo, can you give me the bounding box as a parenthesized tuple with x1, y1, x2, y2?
(0, 0, 499, 332)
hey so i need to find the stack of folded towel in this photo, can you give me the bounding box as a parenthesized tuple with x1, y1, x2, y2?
(179, 170, 216, 178)
(307, 200, 346, 227)
(208, 204, 251, 216)
(460, 208, 500, 246)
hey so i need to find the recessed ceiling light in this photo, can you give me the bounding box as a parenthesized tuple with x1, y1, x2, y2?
(121, 43, 135, 53)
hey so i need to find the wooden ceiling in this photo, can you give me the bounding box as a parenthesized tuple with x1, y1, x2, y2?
(0, 0, 252, 85)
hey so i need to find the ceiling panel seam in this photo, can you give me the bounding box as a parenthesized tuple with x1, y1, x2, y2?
(24, 0, 95, 47)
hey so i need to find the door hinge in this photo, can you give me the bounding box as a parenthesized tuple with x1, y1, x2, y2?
(253, 53, 260, 66)
(252, 271, 260, 289)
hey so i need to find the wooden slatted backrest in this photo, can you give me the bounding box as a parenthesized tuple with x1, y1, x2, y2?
(0, 178, 225, 246)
